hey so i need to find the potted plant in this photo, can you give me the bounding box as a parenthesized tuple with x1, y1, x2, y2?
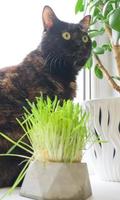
(75, 0, 120, 92)
(0, 96, 94, 200)
(75, 0, 120, 181)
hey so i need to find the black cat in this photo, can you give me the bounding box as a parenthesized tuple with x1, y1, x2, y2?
(0, 6, 92, 187)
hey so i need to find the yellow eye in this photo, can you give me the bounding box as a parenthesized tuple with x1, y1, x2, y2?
(62, 32, 71, 40)
(82, 35, 89, 43)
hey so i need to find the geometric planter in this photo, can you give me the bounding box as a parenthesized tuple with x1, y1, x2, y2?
(20, 160, 92, 200)
(85, 97, 120, 181)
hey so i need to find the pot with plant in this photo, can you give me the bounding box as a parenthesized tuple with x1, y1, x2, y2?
(0, 96, 93, 200)
(75, 0, 120, 181)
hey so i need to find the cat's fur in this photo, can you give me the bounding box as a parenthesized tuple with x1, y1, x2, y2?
(0, 6, 92, 187)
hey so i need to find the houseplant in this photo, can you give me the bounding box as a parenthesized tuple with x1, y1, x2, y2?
(75, 0, 120, 92)
(75, 0, 120, 181)
(0, 96, 94, 200)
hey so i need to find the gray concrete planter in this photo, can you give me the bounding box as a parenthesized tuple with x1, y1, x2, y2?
(20, 160, 92, 200)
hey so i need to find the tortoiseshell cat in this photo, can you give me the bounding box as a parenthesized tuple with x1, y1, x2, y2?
(0, 6, 91, 187)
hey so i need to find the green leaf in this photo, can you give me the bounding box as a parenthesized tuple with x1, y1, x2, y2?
(92, 40, 97, 48)
(75, 0, 84, 14)
(94, 64, 103, 79)
(102, 0, 114, 17)
(85, 56, 93, 69)
(90, 0, 101, 10)
(91, 6, 100, 17)
(89, 28, 105, 38)
(94, 47, 105, 54)
(0, 132, 33, 155)
(109, 8, 120, 32)
(102, 44, 112, 51)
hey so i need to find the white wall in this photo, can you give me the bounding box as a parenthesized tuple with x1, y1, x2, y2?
(0, 0, 82, 67)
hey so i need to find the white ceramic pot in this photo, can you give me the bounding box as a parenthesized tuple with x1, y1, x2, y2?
(20, 160, 92, 200)
(85, 97, 120, 181)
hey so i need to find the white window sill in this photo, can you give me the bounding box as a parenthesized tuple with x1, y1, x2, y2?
(0, 176, 119, 200)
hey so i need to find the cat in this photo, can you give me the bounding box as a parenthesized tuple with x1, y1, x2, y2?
(0, 5, 92, 187)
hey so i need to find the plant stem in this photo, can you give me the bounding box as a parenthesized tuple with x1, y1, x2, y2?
(112, 45, 120, 76)
(94, 53, 120, 93)
(105, 24, 112, 41)
(105, 24, 120, 76)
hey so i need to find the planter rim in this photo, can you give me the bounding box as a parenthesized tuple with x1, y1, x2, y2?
(85, 96, 120, 104)
(32, 160, 87, 166)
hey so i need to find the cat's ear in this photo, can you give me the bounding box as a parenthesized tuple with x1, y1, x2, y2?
(79, 15, 91, 31)
(42, 6, 58, 31)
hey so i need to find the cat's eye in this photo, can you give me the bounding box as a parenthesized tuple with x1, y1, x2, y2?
(62, 32, 71, 40)
(82, 35, 89, 43)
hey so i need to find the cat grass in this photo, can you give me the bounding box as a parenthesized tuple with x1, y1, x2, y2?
(18, 96, 92, 162)
(0, 96, 93, 197)
(0, 96, 93, 163)
(0, 96, 94, 163)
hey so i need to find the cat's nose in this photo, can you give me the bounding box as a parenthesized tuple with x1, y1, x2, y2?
(76, 40, 82, 47)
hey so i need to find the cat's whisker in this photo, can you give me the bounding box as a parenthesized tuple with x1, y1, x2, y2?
(52, 57, 61, 73)
(47, 55, 52, 61)
(53, 57, 59, 71)
(45, 54, 52, 66)
(58, 58, 63, 71)
(49, 57, 55, 73)
(62, 59, 66, 67)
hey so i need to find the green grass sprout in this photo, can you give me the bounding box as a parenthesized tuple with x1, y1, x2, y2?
(16, 96, 92, 163)
(0, 96, 95, 198)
